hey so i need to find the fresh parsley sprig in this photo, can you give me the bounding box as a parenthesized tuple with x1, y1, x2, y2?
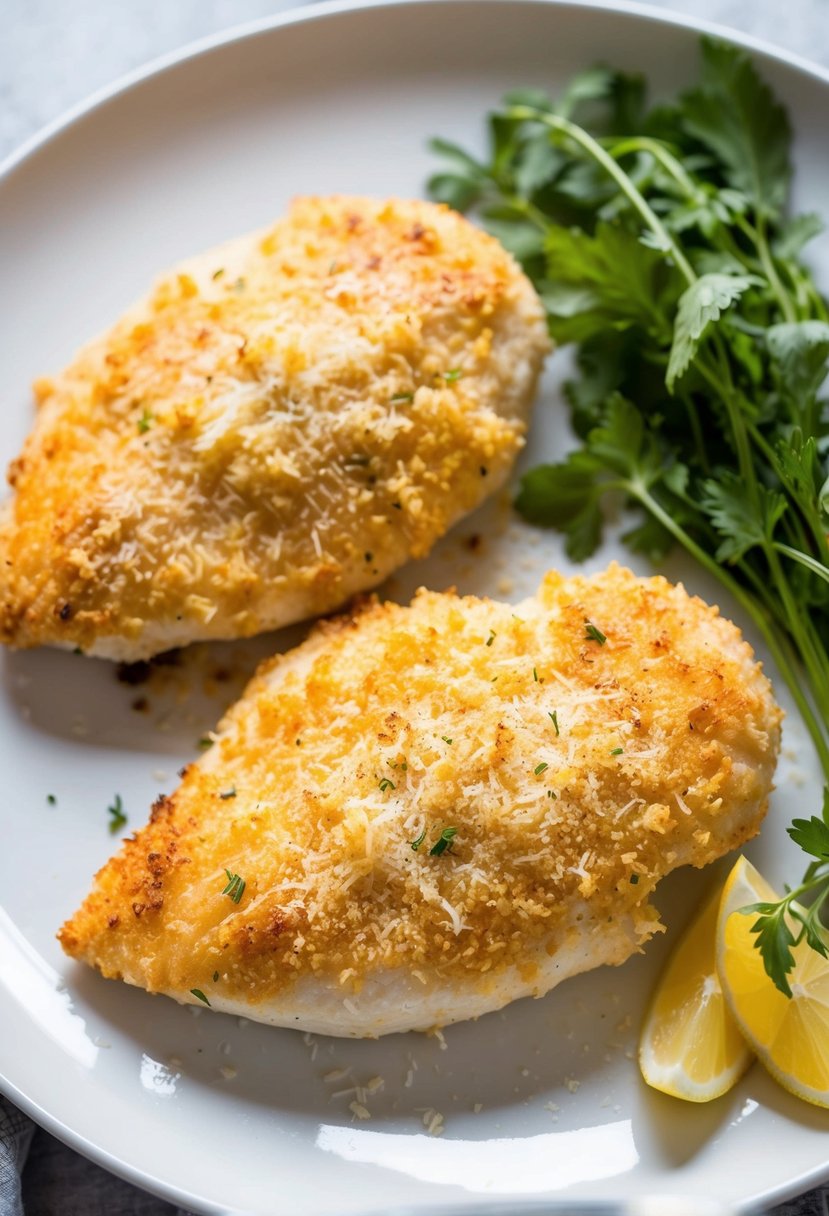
(429, 36, 829, 996)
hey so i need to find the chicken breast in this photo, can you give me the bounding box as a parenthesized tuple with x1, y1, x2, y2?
(0, 196, 548, 661)
(59, 565, 781, 1036)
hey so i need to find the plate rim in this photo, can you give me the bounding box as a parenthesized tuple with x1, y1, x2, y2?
(3, 0, 829, 187)
(2, 0, 829, 1211)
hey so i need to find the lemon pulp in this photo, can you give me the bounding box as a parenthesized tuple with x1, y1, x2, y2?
(639, 882, 751, 1101)
(717, 855, 829, 1110)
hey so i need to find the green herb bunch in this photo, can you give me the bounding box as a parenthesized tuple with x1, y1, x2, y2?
(428, 38, 829, 996)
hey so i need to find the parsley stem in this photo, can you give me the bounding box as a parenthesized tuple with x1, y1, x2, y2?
(695, 351, 759, 497)
(780, 872, 829, 918)
(736, 212, 798, 324)
(747, 423, 829, 566)
(608, 137, 702, 203)
(681, 391, 710, 473)
(774, 543, 829, 588)
(764, 543, 829, 724)
(507, 106, 697, 285)
(504, 194, 554, 233)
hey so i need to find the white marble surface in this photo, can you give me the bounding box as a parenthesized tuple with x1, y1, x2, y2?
(2, 0, 829, 162)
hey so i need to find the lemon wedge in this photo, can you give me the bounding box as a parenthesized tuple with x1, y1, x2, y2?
(717, 855, 829, 1109)
(639, 882, 752, 1101)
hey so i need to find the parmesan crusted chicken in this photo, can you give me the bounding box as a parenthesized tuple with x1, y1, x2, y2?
(0, 197, 548, 660)
(59, 565, 781, 1036)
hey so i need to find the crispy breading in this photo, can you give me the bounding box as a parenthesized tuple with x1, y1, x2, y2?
(0, 196, 548, 660)
(59, 565, 781, 1036)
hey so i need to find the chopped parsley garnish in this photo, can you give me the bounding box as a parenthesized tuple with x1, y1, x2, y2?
(441, 736, 453, 745)
(430, 827, 458, 856)
(534, 762, 549, 776)
(211, 268, 225, 280)
(197, 736, 214, 750)
(486, 631, 496, 647)
(410, 828, 427, 852)
(532, 666, 539, 682)
(108, 794, 127, 834)
(137, 408, 153, 435)
(547, 790, 557, 800)
(219, 786, 237, 799)
(213, 971, 220, 983)
(443, 368, 463, 383)
(391, 391, 414, 404)
(549, 711, 560, 736)
(222, 869, 246, 904)
(191, 988, 211, 1006)
(630, 875, 640, 886)
(610, 747, 624, 756)
(378, 778, 395, 792)
(46, 794, 57, 806)
(584, 621, 607, 646)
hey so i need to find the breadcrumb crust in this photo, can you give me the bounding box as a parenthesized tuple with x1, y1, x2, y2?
(60, 565, 781, 1029)
(0, 196, 548, 659)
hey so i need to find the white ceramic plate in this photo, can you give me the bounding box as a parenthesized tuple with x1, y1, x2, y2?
(1, 1, 827, 1211)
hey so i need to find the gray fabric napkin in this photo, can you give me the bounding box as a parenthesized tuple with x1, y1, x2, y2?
(1, 1094, 192, 1215)
(0, 1097, 32, 1216)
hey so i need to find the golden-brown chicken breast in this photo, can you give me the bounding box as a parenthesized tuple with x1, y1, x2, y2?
(59, 565, 781, 1036)
(0, 196, 549, 660)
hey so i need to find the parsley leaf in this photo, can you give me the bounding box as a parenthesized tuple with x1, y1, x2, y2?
(108, 794, 127, 834)
(667, 273, 758, 390)
(542, 222, 676, 345)
(788, 810, 829, 863)
(584, 621, 607, 645)
(739, 901, 797, 998)
(430, 827, 458, 856)
(700, 472, 786, 563)
(222, 870, 246, 904)
(772, 212, 824, 260)
(515, 452, 604, 560)
(680, 37, 792, 217)
(766, 321, 829, 420)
